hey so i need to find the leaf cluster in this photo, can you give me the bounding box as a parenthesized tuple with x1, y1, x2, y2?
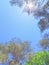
(26, 51, 49, 65)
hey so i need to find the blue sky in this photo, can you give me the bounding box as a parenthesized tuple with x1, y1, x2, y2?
(0, 0, 42, 51)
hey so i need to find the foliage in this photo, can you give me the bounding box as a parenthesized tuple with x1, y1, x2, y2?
(0, 50, 8, 63)
(0, 0, 49, 65)
(26, 51, 49, 65)
(39, 33, 49, 51)
(38, 18, 49, 32)
(9, 0, 49, 32)
(0, 39, 32, 65)
(39, 38, 49, 50)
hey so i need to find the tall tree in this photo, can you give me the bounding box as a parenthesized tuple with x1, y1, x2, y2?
(0, 38, 33, 65)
